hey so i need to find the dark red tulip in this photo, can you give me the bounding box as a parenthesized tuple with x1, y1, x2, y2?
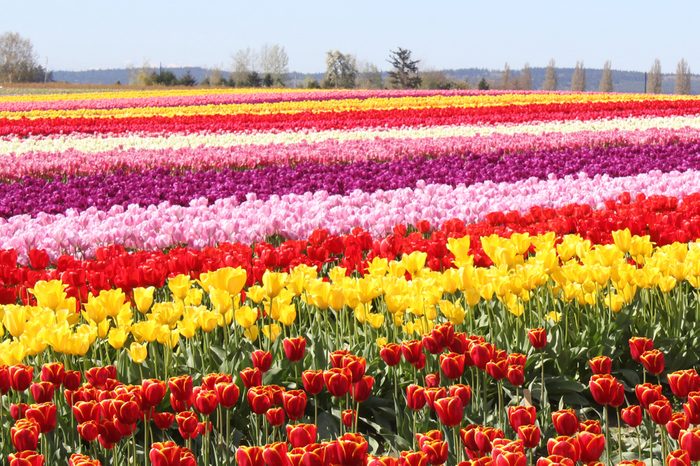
(666, 412, 689, 440)
(336, 433, 369, 466)
(237, 446, 264, 466)
(628, 337, 653, 362)
(252, 350, 273, 373)
(648, 399, 673, 425)
(152, 412, 175, 430)
(516, 424, 541, 449)
(401, 340, 424, 365)
(283, 337, 307, 362)
(0, 365, 10, 394)
(406, 384, 426, 410)
(40, 362, 65, 386)
(287, 423, 317, 448)
(422, 334, 443, 355)
(247, 386, 272, 415)
(63, 370, 82, 391)
(215, 381, 240, 409)
(283, 390, 308, 421)
(194, 389, 219, 416)
(546, 436, 581, 462)
(635, 383, 664, 409)
(527, 328, 547, 349)
(301, 370, 324, 396)
(379, 343, 402, 366)
(551, 409, 579, 436)
(506, 365, 525, 387)
(666, 449, 691, 466)
(668, 369, 700, 399)
(433, 396, 463, 427)
(342, 409, 354, 429)
(323, 368, 352, 397)
(329, 350, 351, 368)
(30, 382, 54, 403)
(449, 384, 472, 407)
(470, 343, 493, 370)
(588, 356, 612, 375)
(351, 376, 374, 403)
(421, 439, 449, 465)
(679, 428, 700, 461)
(168, 375, 193, 402)
(439, 352, 465, 380)
(25, 402, 57, 433)
(508, 406, 537, 430)
(265, 407, 286, 427)
(578, 419, 602, 434)
(589, 374, 624, 407)
(11, 418, 40, 451)
(11, 403, 29, 421)
(77, 420, 99, 442)
(621, 405, 643, 427)
(240, 367, 263, 389)
(639, 349, 665, 375)
(141, 379, 167, 408)
(9, 365, 33, 392)
(424, 373, 440, 388)
(577, 431, 605, 462)
(176, 411, 200, 439)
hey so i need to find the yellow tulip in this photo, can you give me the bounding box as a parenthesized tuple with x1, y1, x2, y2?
(177, 317, 198, 339)
(168, 274, 191, 300)
(97, 319, 110, 339)
(2, 305, 27, 337)
(262, 271, 288, 298)
(447, 236, 472, 267)
(185, 287, 203, 306)
(366, 312, 385, 329)
(367, 257, 388, 277)
(376, 337, 388, 348)
(107, 327, 128, 350)
(328, 267, 348, 284)
(133, 286, 155, 313)
(199, 310, 219, 333)
(243, 326, 259, 342)
(262, 323, 281, 342)
(277, 303, 297, 326)
(246, 286, 266, 304)
(128, 342, 148, 364)
(234, 306, 258, 329)
(210, 288, 233, 314)
(199, 266, 247, 295)
(402, 251, 427, 276)
(28, 280, 68, 310)
(439, 300, 465, 325)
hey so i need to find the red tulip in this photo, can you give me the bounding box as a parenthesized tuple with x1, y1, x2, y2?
(459, 424, 479, 452)
(635, 383, 664, 409)
(449, 384, 472, 407)
(639, 349, 665, 375)
(262, 442, 288, 466)
(63, 370, 82, 391)
(237, 446, 264, 466)
(149, 441, 182, 466)
(0, 365, 10, 394)
(8, 451, 44, 466)
(433, 396, 463, 427)
(470, 342, 493, 370)
(84, 366, 116, 389)
(11, 418, 40, 451)
(323, 368, 352, 397)
(252, 350, 273, 373)
(577, 431, 605, 462)
(215, 381, 240, 409)
(474, 426, 505, 454)
(666, 412, 689, 440)
(239, 367, 263, 388)
(336, 433, 369, 466)
(30, 382, 54, 403)
(507, 353, 527, 367)
(264, 407, 285, 427)
(536, 455, 574, 466)
(368, 456, 400, 466)
(416, 430, 443, 450)
(283, 390, 308, 421)
(25, 402, 57, 433)
(406, 384, 426, 410)
(342, 355, 367, 383)
(621, 405, 643, 427)
(283, 337, 307, 362)
(201, 373, 232, 391)
(194, 389, 219, 416)
(422, 334, 443, 355)
(508, 406, 537, 430)
(287, 423, 317, 448)
(40, 362, 65, 386)
(648, 399, 673, 425)
(667, 449, 691, 466)
(668, 369, 700, 399)
(399, 451, 428, 466)
(141, 379, 167, 408)
(351, 376, 374, 403)
(588, 356, 612, 374)
(176, 411, 200, 439)
(579, 419, 602, 434)
(152, 412, 175, 430)
(589, 374, 624, 407)
(10, 403, 28, 421)
(340, 409, 354, 428)
(494, 451, 526, 466)
(401, 340, 424, 365)
(9, 365, 33, 392)
(168, 375, 193, 402)
(628, 337, 654, 362)
(679, 428, 700, 461)
(506, 365, 525, 387)
(329, 350, 351, 368)
(301, 370, 324, 396)
(421, 439, 449, 465)
(486, 359, 508, 381)
(527, 328, 547, 349)
(684, 391, 700, 424)
(379, 343, 402, 366)
(439, 352, 465, 380)
(77, 420, 99, 442)
(423, 387, 447, 410)
(516, 424, 541, 449)
(72, 400, 100, 424)
(424, 373, 440, 388)
(546, 436, 581, 462)
(247, 386, 272, 415)
(69, 453, 101, 466)
(551, 409, 579, 436)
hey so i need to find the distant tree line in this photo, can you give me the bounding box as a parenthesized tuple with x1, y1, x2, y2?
(0, 31, 696, 94)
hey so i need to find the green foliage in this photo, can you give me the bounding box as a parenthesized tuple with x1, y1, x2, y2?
(478, 77, 490, 90)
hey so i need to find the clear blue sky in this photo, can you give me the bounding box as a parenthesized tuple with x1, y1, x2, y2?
(3, 0, 699, 73)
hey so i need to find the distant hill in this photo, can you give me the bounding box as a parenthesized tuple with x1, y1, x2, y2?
(51, 66, 699, 93)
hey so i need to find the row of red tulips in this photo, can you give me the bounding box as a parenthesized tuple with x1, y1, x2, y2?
(1, 191, 700, 307)
(3, 98, 700, 137)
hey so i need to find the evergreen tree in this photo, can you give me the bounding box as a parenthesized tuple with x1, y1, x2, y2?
(571, 61, 586, 91)
(387, 47, 421, 89)
(599, 61, 613, 92)
(543, 59, 557, 91)
(647, 59, 662, 94)
(675, 58, 691, 95)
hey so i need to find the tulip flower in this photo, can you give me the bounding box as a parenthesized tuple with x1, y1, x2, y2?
(236, 446, 264, 466)
(439, 352, 465, 380)
(433, 395, 463, 427)
(283, 336, 307, 362)
(516, 424, 541, 449)
(527, 328, 547, 349)
(323, 368, 352, 397)
(142, 379, 167, 408)
(252, 350, 273, 373)
(628, 337, 654, 362)
(679, 428, 700, 461)
(536, 455, 574, 466)
(336, 433, 369, 466)
(25, 402, 57, 433)
(421, 439, 449, 465)
(577, 431, 605, 462)
(351, 376, 375, 403)
(379, 343, 402, 366)
(283, 390, 308, 421)
(551, 409, 579, 436)
(240, 367, 263, 388)
(648, 399, 673, 424)
(8, 451, 44, 466)
(449, 384, 472, 407)
(666, 412, 689, 440)
(342, 409, 355, 428)
(668, 369, 700, 399)
(287, 423, 317, 448)
(301, 370, 324, 396)
(546, 436, 581, 462)
(508, 406, 537, 430)
(11, 418, 40, 451)
(588, 356, 612, 374)
(589, 374, 624, 407)
(578, 419, 602, 434)
(621, 405, 643, 427)
(635, 383, 664, 409)
(639, 349, 665, 375)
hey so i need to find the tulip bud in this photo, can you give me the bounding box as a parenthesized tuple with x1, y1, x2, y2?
(527, 328, 547, 349)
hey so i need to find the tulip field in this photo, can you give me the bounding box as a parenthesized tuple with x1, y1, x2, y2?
(4, 89, 700, 466)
